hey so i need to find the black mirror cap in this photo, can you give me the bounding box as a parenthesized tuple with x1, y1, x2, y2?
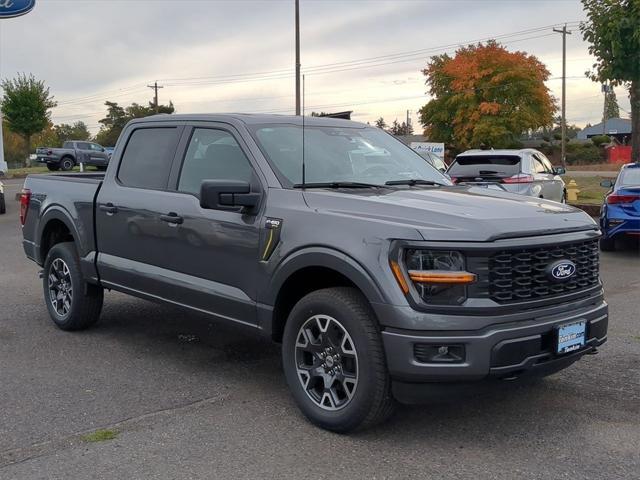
(600, 179, 614, 188)
(200, 179, 260, 212)
(554, 166, 566, 175)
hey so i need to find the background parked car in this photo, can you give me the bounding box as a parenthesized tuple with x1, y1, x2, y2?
(599, 162, 640, 251)
(35, 141, 111, 171)
(447, 148, 566, 203)
(416, 150, 447, 172)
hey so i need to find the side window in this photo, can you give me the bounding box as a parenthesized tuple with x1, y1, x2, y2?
(532, 155, 547, 174)
(118, 128, 180, 190)
(178, 128, 254, 196)
(90, 144, 103, 152)
(539, 154, 555, 173)
(77, 142, 91, 150)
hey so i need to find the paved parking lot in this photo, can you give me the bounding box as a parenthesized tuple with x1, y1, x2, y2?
(1, 178, 639, 479)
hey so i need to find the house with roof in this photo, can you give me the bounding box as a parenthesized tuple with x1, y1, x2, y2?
(577, 118, 631, 142)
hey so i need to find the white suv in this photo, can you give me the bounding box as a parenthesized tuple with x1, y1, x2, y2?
(447, 148, 566, 203)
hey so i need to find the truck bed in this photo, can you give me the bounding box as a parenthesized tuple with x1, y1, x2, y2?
(22, 173, 105, 268)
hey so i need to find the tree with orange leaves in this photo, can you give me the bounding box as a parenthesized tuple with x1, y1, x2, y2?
(418, 41, 556, 150)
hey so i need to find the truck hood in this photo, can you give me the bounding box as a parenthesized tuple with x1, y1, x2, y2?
(303, 185, 598, 242)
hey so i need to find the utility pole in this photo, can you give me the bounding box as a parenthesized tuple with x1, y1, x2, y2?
(602, 83, 610, 135)
(295, 0, 301, 116)
(406, 110, 411, 130)
(553, 24, 571, 167)
(147, 81, 164, 114)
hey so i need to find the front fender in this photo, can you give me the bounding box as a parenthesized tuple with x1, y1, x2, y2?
(263, 246, 387, 306)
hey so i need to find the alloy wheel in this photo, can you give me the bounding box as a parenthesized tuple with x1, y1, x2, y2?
(48, 258, 73, 316)
(295, 314, 358, 411)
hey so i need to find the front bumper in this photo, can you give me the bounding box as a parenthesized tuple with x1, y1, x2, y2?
(379, 298, 607, 400)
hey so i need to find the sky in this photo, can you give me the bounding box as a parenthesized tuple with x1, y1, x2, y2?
(0, 0, 632, 137)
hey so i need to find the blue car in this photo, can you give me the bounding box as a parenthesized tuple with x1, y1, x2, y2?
(599, 162, 640, 251)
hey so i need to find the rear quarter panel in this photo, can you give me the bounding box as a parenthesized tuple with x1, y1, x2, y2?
(23, 175, 102, 265)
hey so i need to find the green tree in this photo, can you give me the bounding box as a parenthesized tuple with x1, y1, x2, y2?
(1, 74, 57, 166)
(95, 100, 174, 146)
(54, 121, 92, 146)
(603, 88, 620, 121)
(418, 41, 555, 150)
(581, 0, 640, 162)
(374, 117, 387, 129)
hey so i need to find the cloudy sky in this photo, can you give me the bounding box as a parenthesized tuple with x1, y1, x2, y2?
(0, 0, 632, 135)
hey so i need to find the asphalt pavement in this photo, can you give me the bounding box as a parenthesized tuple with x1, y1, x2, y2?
(0, 178, 638, 479)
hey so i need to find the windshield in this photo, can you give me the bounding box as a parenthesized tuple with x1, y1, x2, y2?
(249, 124, 450, 187)
(618, 166, 640, 187)
(448, 155, 522, 178)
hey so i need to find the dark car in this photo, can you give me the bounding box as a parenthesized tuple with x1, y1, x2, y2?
(599, 162, 640, 250)
(35, 141, 111, 171)
(20, 114, 607, 432)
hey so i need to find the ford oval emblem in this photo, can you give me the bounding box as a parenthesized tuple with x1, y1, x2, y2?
(548, 260, 577, 281)
(0, 0, 36, 19)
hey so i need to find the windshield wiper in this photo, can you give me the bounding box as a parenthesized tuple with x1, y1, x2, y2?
(293, 181, 386, 189)
(385, 179, 444, 187)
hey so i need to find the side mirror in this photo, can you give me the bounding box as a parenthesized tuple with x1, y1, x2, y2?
(600, 179, 614, 189)
(200, 180, 261, 212)
(554, 166, 566, 175)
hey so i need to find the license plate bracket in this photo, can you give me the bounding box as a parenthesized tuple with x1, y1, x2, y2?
(556, 321, 586, 354)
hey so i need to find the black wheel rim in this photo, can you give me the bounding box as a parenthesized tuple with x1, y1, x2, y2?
(295, 314, 358, 411)
(48, 258, 73, 317)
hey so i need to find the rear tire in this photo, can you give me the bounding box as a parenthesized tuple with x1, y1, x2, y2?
(43, 242, 104, 330)
(0, 192, 6, 215)
(47, 164, 60, 172)
(599, 236, 616, 251)
(60, 157, 74, 171)
(282, 287, 395, 432)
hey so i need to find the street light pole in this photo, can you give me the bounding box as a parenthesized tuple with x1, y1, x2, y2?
(553, 24, 572, 168)
(295, 0, 301, 116)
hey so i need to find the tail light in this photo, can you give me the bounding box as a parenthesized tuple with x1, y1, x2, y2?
(449, 176, 459, 184)
(607, 194, 640, 205)
(501, 174, 534, 184)
(20, 189, 31, 226)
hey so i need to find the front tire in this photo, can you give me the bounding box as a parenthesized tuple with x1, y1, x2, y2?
(282, 287, 394, 432)
(43, 242, 104, 330)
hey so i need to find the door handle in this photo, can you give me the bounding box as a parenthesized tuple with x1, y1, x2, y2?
(160, 212, 184, 225)
(99, 203, 118, 215)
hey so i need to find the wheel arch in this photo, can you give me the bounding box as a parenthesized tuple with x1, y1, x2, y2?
(265, 247, 385, 342)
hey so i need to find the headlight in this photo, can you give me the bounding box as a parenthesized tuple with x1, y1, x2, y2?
(392, 250, 476, 305)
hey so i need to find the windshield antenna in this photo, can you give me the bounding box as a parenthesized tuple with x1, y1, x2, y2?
(301, 74, 306, 188)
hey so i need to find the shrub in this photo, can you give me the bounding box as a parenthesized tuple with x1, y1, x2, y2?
(590, 135, 610, 147)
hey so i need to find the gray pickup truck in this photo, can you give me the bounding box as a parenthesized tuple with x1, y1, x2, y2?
(35, 140, 111, 171)
(20, 114, 608, 432)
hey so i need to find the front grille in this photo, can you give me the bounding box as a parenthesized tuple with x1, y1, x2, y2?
(489, 239, 600, 303)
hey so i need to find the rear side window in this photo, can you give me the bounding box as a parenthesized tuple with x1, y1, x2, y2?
(118, 128, 180, 190)
(448, 155, 522, 177)
(63, 141, 73, 149)
(76, 142, 91, 150)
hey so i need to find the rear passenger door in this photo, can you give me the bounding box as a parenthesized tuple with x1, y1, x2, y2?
(96, 125, 184, 296)
(75, 142, 92, 165)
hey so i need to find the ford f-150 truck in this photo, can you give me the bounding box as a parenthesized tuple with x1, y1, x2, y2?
(20, 114, 608, 432)
(35, 140, 111, 171)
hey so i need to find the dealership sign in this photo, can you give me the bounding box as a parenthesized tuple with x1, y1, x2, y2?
(410, 142, 445, 158)
(0, 0, 35, 18)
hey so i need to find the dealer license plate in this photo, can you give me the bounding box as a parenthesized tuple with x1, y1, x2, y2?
(556, 321, 586, 354)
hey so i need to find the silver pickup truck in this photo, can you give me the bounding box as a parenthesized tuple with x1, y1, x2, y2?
(35, 140, 111, 171)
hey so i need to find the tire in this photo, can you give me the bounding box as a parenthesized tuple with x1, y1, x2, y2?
(0, 192, 6, 215)
(43, 242, 104, 331)
(47, 164, 60, 172)
(599, 236, 616, 252)
(60, 157, 74, 171)
(282, 287, 395, 432)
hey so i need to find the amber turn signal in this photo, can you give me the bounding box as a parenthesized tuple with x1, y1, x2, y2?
(390, 260, 410, 294)
(408, 271, 477, 284)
